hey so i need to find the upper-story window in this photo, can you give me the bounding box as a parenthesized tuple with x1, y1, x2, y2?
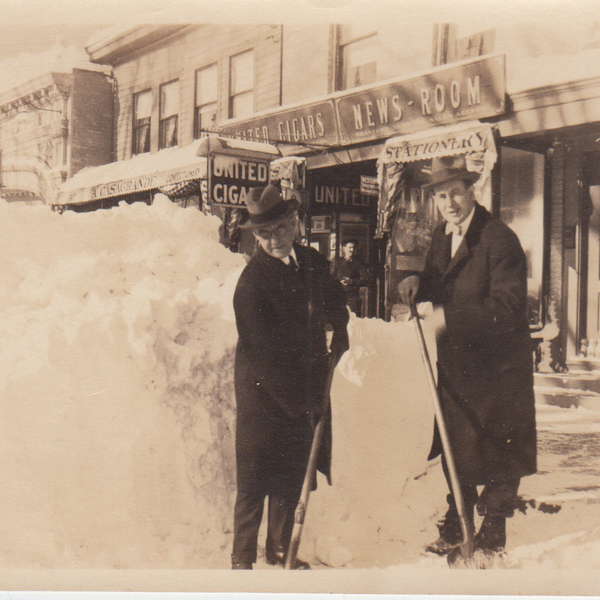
(194, 64, 218, 139)
(335, 24, 433, 91)
(336, 25, 378, 91)
(229, 49, 254, 119)
(132, 89, 151, 155)
(159, 80, 179, 149)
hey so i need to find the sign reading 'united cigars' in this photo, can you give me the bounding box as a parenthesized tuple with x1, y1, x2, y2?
(218, 100, 338, 152)
(335, 55, 505, 144)
(207, 153, 270, 207)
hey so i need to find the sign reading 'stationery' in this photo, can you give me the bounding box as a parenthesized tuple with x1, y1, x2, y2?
(207, 153, 270, 207)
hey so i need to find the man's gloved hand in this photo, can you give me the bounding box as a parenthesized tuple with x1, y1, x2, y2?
(398, 274, 420, 305)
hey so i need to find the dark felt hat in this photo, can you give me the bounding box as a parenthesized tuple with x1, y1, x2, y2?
(423, 155, 480, 190)
(240, 184, 299, 229)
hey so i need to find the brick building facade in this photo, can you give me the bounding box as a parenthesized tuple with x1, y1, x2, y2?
(0, 68, 113, 204)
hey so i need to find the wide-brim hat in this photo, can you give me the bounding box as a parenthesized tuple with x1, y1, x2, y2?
(239, 184, 299, 229)
(422, 155, 480, 190)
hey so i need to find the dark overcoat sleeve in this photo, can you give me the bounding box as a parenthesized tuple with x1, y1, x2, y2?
(416, 213, 529, 347)
(444, 223, 529, 346)
(233, 246, 348, 418)
(234, 265, 308, 416)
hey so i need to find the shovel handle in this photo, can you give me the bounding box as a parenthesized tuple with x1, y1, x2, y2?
(409, 302, 474, 559)
(285, 349, 339, 569)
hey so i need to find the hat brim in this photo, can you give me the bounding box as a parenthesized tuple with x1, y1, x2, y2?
(422, 169, 480, 190)
(238, 198, 299, 229)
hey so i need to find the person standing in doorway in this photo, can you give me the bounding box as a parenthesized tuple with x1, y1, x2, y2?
(231, 184, 349, 570)
(332, 239, 369, 316)
(398, 156, 537, 561)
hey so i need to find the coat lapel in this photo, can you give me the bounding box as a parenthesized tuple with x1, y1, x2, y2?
(442, 203, 490, 278)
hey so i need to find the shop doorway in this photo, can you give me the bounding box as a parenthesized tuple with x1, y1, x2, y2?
(307, 162, 381, 318)
(580, 152, 600, 354)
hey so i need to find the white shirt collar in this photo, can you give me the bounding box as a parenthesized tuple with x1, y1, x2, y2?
(445, 205, 476, 237)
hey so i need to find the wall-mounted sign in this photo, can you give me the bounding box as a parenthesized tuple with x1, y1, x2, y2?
(313, 185, 370, 210)
(220, 55, 506, 151)
(311, 215, 332, 232)
(207, 153, 270, 207)
(218, 100, 339, 154)
(335, 54, 505, 144)
(360, 175, 379, 197)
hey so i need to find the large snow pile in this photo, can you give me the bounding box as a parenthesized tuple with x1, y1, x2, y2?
(1, 196, 600, 578)
(0, 198, 245, 568)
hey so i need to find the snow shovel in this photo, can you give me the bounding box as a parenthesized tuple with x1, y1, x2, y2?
(409, 302, 474, 564)
(284, 347, 340, 570)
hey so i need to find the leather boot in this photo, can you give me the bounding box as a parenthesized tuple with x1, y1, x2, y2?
(473, 515, 506, 553)
(426, 502, 474, 556)
(265, 547, 311, 570)
(231, 554, 253, 570)
(265, 496, 311, 569)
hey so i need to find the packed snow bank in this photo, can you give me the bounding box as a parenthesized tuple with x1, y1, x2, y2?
(305, 315, 439, 568)
(0, 198, 245, 568)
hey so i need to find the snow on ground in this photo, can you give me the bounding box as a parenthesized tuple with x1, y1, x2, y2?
(0, 197, 599, 577)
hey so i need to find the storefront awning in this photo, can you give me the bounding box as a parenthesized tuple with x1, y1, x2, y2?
(379, 120, 497, 166)
(55, 136, 283, 206)
(55, 139, 208, 206)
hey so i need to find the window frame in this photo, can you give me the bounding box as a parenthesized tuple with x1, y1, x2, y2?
(335, 25, 378, 91)
(194, 63, 219, 139)
(228, 49, 255, 119)
(132, 89, 152, 156)
(158, 79, 180, 150)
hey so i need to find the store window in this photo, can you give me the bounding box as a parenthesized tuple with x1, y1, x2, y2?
(499, 146, 545, 328)
(132, 89, 151, 155)
(229, 50, 254, 119)
(159, 80, 179, 149)
(194, 64, 218, 139)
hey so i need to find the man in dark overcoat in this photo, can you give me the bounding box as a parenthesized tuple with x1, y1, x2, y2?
(331, 239, 369, 315)
(231, 184, 349, 570)
(399, 155, 537, 560)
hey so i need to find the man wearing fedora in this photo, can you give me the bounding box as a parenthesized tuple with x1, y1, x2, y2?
(231, 184, 349, 570)
(398, 156, 536, 562)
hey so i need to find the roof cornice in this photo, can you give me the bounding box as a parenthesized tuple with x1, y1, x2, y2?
(86, 25, 191, 65)
(0, 72, 74, 113)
